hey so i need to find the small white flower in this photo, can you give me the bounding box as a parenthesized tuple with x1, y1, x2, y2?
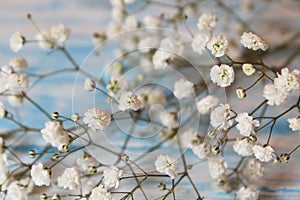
(40, 121, 70, 150)
(7, 178, 34, 200)
(36, 30, 55, 49)
(124, 15, 138, 31)
(253, 144, 275, 162)
(0, 154, 8, 185)
(118, 91, 143, 111)
(212, 174, 231, 192)
(244, 158, 264, 180)
(106, 75, 128, 97)
(192, 143, 211, 159)
(9, 57, 28, 72)
(235, 112, 259, 136)
(83, 108, 111, 131)
(233, 138, 254, 156)
(6, 73, 29, 92)
(241, 32, 268, 51)
(137, 36, 160, 53)
(112, 6, 126, 21)
(274, 68, 300, 92)
(84, 78, 96, 91)
(103, 166, 123, 189)
(155, 155, 178, 179)
(197, 95, 219, 115)
(143, 15, 161, 27)
(263, 83, 288, 106)
(30, 163, 51, 186)
(82, 181, 96, 196)
(136, 86, 166, 105)
(0, 102, 7, 118)
(152, 50, 172, 69)
(9, 32, 25, 52)
(191, 33, 209, 54)
(106, 22, 123, 37)
(210, 64, 235, 87)
(288, 117, 300, 132)
(57, 167, 80, 190)
(159, 110, 179, 129)
(173, 79, 194, 99)
(207, 35, 228, 57)
(242, 63, 255, 76)
(76, 153, 99, 172)
(90, 184, 112, 200)
(50, 23, 70, 45)
(208, 156, 227, 179)
(7, 92, 24, 107)
(210, 104, 233, 130)
(179, 128, 198, 148)
(197, 13, 218, 30)
(236, 186, 259, 200)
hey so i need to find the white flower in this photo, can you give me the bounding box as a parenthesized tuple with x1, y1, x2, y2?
(241, 32, 268, 51)
(288, 117, 300, 132)
(30, 163, 51, 186)
(208, 156, 227, 179)
(6, 73, 29, 92)
(235, 112, 259, 136)
(0, 154, 8, 185)
(210, 64, 235, 87)
(242, 63, 256, 76)
(7, 178, 34, 200)
(136, 86, 166, 105)
(9, 57, 28, 72)
(173, 79, 194, 99)
(106, 75, 128, 97)
(40, 121, 70, 150)
(155, 155, 178, 179)
(213, 174, 231, 192)
(233, 138, 254, 156)
(103, 166, 123, 189)
(9, 32, 25, 52)
(274, 68, 300, 92)
(159, 110, 179, 129)
(197, 95, 219, 115)
(237, 186, 259, 200)
(36, 30, 55, 49)
(0, 102, 7, 118)
(124, 15, 138, 31)
(137, 36, 160, 53)
(112, 6, 126, 21)
(90, 184, 112, 200)
(179, 128, 198, 148)
(84, 78, 96, 91)
(263, 83, 288, 106)
(197, 13, 217, 30)
(244, 158, 264, 180)
(106, 22, 123, 37)
(57, 167, 80, 190)
(118, 91, 143, 111)
(192, 143, 211, 159)
(50, 23, 70, 45)
(191, 33, 209, 54)
(210, 104, 233, 130)
(82, 181, 96, 196)
(83, 108, 111, 131)
(143, 15, 161, 27)
(76, 153, 99, 172)
(253, 144, 275, 162)
(7, 92, 24, 107)
(152, 50, 172, 69)
(207, 35, 228, 57)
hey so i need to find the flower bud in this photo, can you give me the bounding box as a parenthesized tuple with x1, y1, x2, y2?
(52, 194, 60, 200)
(273, 157, 281, 164)
(236, 87, 246, 99)
(88, 166, 97, 174)
(158, 182, 166, 191)
(121, 154, 129, 162)
(71, 113, 79, 122)
(279, 153, 290, 163)
(29, 150, 36, 158)
(52, 112, 59, 120)
(211, 145, 220, 155)
(40, 193, 47, 200)
(84, 78, 96, 91)
(52, 153, 59, 160)
(61, 145, 69, 152)
(242, 63, 255, 76)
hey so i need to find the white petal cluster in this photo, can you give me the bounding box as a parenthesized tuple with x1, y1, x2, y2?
(36, 30, 55, 49)
(207, 35, 228, 57)
(155, 155, 178, 179)
(159, 110, 179, 129)
(197, 13, 218, 30)
(191, 33, 209, 54)
(192, 142, 211, 159)
(83, 108, 111, 131)
(136, 86, 166, 105)
(179, 128, 198, 148)
(235, 112, 259, 136)
(106, 75, 128, 97)
(197, 95, 219, 115)
(210, 64, 235, 87)
(124, 15, 138, 31)
(30, 163, 51, 186)
(244, 158, 264, 180)
(6, 73, 29, 92)
(236, 186, 259, 200)
(57, 167, 80, 190)
(103, 166, 123, 189)
(118, 91, 143, 111)
(138, 36, 160, 53)
(213, 174, 231, 192)
(263, 83, 288, 106)
(76, 153, 99, 172)
(242, 63, 256, 76)
(84, 78, 96, 91)
(241, 32, 268, 51)
(173, 79, 194, 99)
(143, 15, 161, 27)
(252, 144, 275, 162)
(9, 32, 25, 52)
(7, 178, 34, 200)
(9, 57, 28, 72)
(274, 68, 300, 92)
(233, 138, 254, 156)
(210, 104, 233, 130)
(40, 121, 70, 150)
(208, 156, 227, 179)
(288, 117, 300, 132)
(90, 184, 112, 200)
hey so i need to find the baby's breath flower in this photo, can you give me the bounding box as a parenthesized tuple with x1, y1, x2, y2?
(242, 63, 255, 76)
(124, 15, 138, 31)
(213, 174, 231, 192)
(274, 68, 300, 92)
(76, 153, 99, 172)
(84, 78, 96, 91)
(180, 128, 198, 148)
(235, 112, 260, 136)
(7, 178, 34, 200)
(143, 15, 161, 27)
(233, 137, 254, 156)
(207, 35, 228, 57)
(30, 163, 51, 186)
(82, 108, 111, 131)
(7, 92, 24, 107)
(90, 184, 112, 200)
(159, 110, 179, 129)
(36, 30, 55, 49)
(6, 73, 29, 92)
(191, 33, 209, 54)
(155, 155, 178, 179)
(192, 142, 211, 159)
(253, 144, 275, 162)
(9, 57, 28, 72)
(9, 32, 25, 52)
(57, 167, 80, 190)
(103, 166, 123, 189)
(236, 186, 259, 200)
(244, 158, 264, 180)
(210, 64, 235, 87)
(197, 95, 219, 115)
(118, 91, 143, 111)
(210, 104, 233, 130)
(173, 78, 194, 99)
(241, 32, 268, 51)
(288, 117, 300, 132)
(236, 87, 246, 99)
(263, 83, 288, 106)
(50, 23, 70, 46)
(197, 13, 218, 30)
(208, 155, 227, 179)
